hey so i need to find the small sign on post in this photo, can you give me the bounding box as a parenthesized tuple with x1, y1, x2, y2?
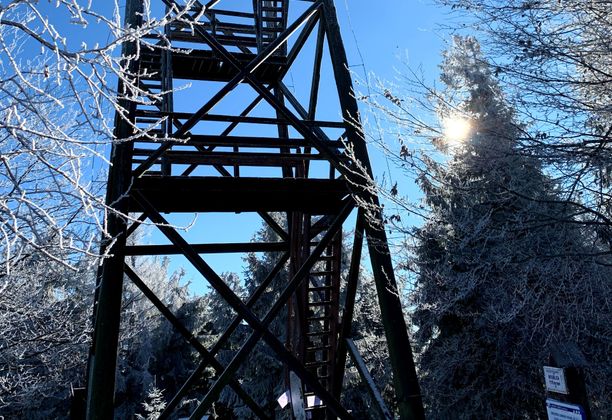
(543, 366, 568, 394)
(277, 390, 290, 409)
(546, 399, 586, 420)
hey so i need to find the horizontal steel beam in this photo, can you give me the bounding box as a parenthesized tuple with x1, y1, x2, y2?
(133, 134, 344, 149)
(125, 241, 287, 255)
(134, 109, 345, 129)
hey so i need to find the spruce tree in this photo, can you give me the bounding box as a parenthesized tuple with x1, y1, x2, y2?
(411, 36, 611, 418)
(114, 254, 191, 417)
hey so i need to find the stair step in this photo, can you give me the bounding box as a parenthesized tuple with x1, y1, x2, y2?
(135, 118, 163, 124)
(261, 16, 283, 23)
(306, 331, 331, 337)
(140, 51, 160, 58)
(306, 345, 331, 351)
(306, 316, 332, 322)
(305, 360, 330, 368)
(310, 271, 334, 276)
(304, 406, 327, 412)
(308, 286, 333, 292)
(140, 74, 162, 81)
(140, 83, 162, 89)
(308, 301, 333, 306)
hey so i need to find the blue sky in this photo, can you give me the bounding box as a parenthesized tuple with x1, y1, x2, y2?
(162, 0, 455, 291)
(339, 0, 446, 79)
(31, 0, 455, 290)
(141, 0, 454, 291)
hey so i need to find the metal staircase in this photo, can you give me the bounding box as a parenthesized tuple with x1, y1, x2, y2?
(303, 231, 342, 416)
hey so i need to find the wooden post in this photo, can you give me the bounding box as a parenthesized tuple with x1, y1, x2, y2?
(545, 343, 592, 419)
(85, 1, 142, 418)
(321, 1, 424, 418)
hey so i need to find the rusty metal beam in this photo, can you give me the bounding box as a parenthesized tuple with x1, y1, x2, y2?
(135, 109, 345, 128)
(124, 241, 287, 256)
(85, 1, 142, 418)
(320, 1, 424, 418)
(187, 200, 355, 420)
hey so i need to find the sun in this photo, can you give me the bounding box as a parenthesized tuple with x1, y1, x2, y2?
(442, 115, 472, 146)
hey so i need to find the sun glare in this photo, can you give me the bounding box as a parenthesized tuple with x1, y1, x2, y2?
(442, 115, 472, 146)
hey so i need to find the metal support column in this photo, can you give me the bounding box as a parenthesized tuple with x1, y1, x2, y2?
(320, 1, 425, 418)
(86, 1, 143, 418)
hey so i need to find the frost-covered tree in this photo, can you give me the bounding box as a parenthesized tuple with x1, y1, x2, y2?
(0, 247, 195, 418)
(434, 0, 612, 252)
(210, 219, 289, 418)
(0, 251, 92, 418)
(152, 270, 261, 418)
(115, 254, 191, 417)
(136, 386, 167, 420)
(0, 1, 203, 271)
(410, 37, 611, 418)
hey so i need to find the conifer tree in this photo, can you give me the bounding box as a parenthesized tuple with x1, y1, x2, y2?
(114, 254, 191, 417)
(411, 36, 611, 418)
(0, 253, 92, 418)
(217, 216, 289, 418)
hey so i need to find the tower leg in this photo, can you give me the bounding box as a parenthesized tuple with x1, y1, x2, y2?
(321, 1, 424, 418)
(86, 1, 143, 417)
(86, 233, 128, 419)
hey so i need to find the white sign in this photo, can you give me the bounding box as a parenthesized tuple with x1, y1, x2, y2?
(306, 395, 323, 408)
(543, 366, 568, 394)
(277, 390, 290, 408)
(546, 399, 585, 420)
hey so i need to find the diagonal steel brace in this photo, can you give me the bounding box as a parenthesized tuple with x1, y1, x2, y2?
(133, 190, 353, 419)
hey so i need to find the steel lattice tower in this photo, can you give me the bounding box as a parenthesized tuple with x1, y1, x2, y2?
(86, 1, 424, 418)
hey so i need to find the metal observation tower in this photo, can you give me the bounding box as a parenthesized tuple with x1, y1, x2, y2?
(86, 1, 423, 418)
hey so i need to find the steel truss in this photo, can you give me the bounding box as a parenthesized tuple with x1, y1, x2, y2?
(86, 1, 424, 418)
